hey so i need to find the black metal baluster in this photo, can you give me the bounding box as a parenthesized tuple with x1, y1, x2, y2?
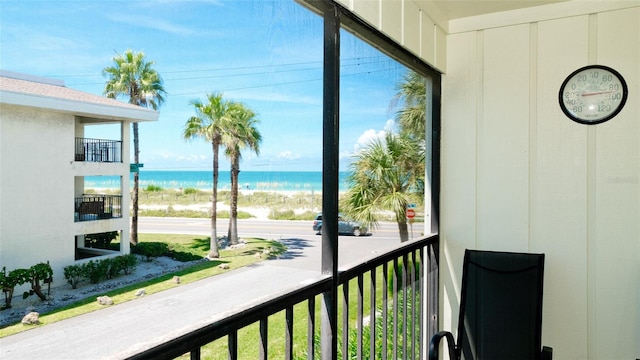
(286, 306, 294, 360)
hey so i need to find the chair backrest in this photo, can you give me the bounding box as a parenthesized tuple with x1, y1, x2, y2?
(457, 250, 545, 360)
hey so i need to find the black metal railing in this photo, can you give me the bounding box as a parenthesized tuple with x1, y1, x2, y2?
(128, 235, 439, 360)
(75, 137, 122, 163)
(74, 195, 122, 222)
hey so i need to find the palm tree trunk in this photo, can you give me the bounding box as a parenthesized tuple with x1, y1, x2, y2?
(131, 122, 139, 245)
(228, 155, 240, 245)
(397, 220, 409, 242)
(208, 141, 220, 258)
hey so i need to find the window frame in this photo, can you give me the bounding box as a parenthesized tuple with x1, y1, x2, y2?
(297, 1, 442, 357)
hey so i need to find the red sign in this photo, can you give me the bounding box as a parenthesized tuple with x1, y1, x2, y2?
(406, 208, 416, 219)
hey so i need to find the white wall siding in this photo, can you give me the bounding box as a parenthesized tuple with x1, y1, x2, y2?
(440, 30, 479, 333)
(535, 15, 591, 357)
(340, 0, 447, 71)
(591, 8, 640, 358)
(442, 5, 639, 359)
(478, 24, 531, 251)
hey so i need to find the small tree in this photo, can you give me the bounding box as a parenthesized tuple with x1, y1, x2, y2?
(19, 262, 53, 301)
(103, 49, 166, 245)
(63, 265, 85, 289)
(183, 93, 231, 258)
(222, 102, 261, 245)
(342, 133, 424, 242)
(1, 267, 29, 309)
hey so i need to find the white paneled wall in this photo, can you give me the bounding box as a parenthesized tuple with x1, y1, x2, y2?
(442, 6, 639, 360)
(336, 0, 447, 71)
(339, 1, 637, 358)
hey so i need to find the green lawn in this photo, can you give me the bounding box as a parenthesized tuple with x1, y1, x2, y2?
(179, 266, 400, 359)
(0, 235, 285, 337)
(1, 235, 416, 360)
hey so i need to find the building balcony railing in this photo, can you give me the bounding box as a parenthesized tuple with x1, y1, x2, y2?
(75, 137, 122, 163)
(74, 194, 122, 222)
(128, 234, 439, 359)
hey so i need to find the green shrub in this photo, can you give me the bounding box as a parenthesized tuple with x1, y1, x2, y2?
(1, 267, 30, 309)
(63, 264, 85, 289)
(0, 268, 27, 290)
(19, 262, 54, 301)
(118, 254, 138, 275)
(269, 210, 315, 220)
(132, 242, 169, 262)
(166, 243, 203, 262)
(82, 260, 104, 284)
(64, 255, 137, 289)
(183, 187, 198, 195)
(145, 184, 163, 192)
(102, 257, 122, 280)
(270, 209, 296, 220)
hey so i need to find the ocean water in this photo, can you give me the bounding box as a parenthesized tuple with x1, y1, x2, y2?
(85, 171, 351, 192)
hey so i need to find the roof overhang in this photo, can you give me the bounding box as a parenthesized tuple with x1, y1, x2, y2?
(0, 89, 159, 122)
(0, 71, 159, 123)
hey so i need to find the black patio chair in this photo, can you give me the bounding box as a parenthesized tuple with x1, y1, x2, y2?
(429, 249, 553, 360)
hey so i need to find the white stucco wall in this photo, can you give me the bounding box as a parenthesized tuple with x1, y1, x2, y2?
(0, 104, 131, 289)
(0, 104, 77, 287)
(441, 5, 639, 360)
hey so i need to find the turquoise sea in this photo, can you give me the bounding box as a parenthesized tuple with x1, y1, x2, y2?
(86, 171, 350, 192)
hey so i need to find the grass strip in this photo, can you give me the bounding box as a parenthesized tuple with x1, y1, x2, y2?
(0, 236, 284, 337)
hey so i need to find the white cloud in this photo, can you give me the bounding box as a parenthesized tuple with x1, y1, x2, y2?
(383, 119, 396, 132)
(354, 129, 385, 152)
(349, 119, 396, 156)
(277, 151, 301, 160)
(339, 150, 352, 160)
(107, 15, 196, 36)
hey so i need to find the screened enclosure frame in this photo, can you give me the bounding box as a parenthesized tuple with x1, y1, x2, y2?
(296, 0, 442, 358)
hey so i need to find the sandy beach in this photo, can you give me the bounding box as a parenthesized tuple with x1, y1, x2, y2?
(134, 189, 327, 220)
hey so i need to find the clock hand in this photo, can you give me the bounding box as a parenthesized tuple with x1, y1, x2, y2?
(581, 91, 615, 96)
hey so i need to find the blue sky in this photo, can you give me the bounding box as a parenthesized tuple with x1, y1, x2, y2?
(1, 0, 407, 171)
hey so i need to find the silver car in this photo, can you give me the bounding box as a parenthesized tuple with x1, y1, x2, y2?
(312, 213, 367, 236)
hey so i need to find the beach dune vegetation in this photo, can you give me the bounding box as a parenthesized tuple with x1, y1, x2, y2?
(145, 184, 163, 192)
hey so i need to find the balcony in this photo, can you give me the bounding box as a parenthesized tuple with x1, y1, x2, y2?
(75, 137, 122, 163)
(128, 235, 438, 359)
(74, 194, 122, 222)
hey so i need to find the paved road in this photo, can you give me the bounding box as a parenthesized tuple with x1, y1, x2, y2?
(139, 216, 423, 240)
(139, 217, 425, 268)
(0, 218, 424, 359)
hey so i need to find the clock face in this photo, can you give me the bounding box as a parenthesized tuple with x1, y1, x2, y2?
(559, 65, 628, 125)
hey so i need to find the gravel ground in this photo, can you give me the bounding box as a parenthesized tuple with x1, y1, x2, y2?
(0, 255, 203, 328)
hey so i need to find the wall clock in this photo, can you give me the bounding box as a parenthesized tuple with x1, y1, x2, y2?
(559, 65, 628, 125)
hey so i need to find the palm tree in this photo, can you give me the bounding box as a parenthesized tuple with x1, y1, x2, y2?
(183, 93, 231, 259)
(222, 102, 262, 245)
(103, 50, 166, 245)
(393, 70, 426, 140)
(342, 132, 424, 242)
